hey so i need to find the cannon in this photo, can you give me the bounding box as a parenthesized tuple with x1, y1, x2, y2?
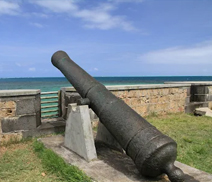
(51, 51, 185, 182)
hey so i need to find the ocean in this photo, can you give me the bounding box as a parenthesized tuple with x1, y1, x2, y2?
(1, 76, 212, 92)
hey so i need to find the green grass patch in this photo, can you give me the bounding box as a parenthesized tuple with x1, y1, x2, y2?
(33, 140, 92, 182)
(0, 139, 91, 181)
(0, 140, 61, 182)
(146, 113, 212, 174)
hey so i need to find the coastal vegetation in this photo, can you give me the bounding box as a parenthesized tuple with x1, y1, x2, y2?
(0, 113, 211, 181)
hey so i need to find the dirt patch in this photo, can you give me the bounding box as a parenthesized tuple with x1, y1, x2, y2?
(0, 141, 32, 158)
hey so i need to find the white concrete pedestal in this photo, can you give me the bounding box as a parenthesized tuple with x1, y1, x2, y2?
(64, 104, 97, 162)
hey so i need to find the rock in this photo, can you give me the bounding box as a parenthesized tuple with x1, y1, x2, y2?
(194, 107, 212, 117)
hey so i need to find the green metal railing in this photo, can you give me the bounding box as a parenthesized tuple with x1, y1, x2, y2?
(41, 91, 60, 118)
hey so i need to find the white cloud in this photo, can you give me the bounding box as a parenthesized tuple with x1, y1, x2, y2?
(30, 22, 43, 28)
(0, 0, 20, 15)
(29, 67, 36, 71)
(139, 40, 212, 65)
(75, 4, 135, 31)
(94, 67, 98, 71)
(31, 0, 136, 31)
(33, 0, 77, 13)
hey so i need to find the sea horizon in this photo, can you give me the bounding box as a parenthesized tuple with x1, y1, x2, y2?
(1, 76, 212, 92)
(1, 75, 212, 79)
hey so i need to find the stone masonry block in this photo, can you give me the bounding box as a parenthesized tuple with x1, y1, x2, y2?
(162, 89, 169, 96)
(158, 96, 167, 103)
(182, 91, 188, 98)
(123, 98, 132, 106)
(149, 97, 158, 104)
(152, 89, 159, 96)
(173, 88, 180, 93)
(134, 106, 148, 116)
(1, 115, 37, 133)
(130, 98, 141, 106)
(127, 90, 134, 98)
(66, 92, 81, 103)
(0, 101, 16, 118)
(140, 90, 148, 97)
(0, 108, 16, 118)
(16, 99, 36, 115)
(61, 91, 81, 119)
(118, 91, 128, 99)
(169, 102, 176, 109)
(0, 101, 16, 109)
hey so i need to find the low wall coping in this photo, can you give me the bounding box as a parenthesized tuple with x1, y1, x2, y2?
(61, 83, 191, 92)
(165, 81, 212, 86)
(0, 89, 40, 97)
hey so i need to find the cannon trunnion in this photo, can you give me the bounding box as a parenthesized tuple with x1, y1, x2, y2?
(51, 51, 185, 182)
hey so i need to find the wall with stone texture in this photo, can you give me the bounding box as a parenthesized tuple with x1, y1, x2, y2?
(110, 86, 188, 117)
(0, 90, 41, 144)
(2, 82, 211, 145)
(164, 82, 212, 112)
(60, 84, 190, 119)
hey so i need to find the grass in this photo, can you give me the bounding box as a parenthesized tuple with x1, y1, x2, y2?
(0, 139, 91, 182)
(0, 140, 61, 182)
(0, 113, 211, 181)
(146, 113, 212, 174)
(33, 140, 91, 182)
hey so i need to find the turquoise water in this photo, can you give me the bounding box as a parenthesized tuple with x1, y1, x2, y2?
(1, 76, 212, 92)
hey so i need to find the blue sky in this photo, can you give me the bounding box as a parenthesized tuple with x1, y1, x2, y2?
(0, 0, 212, 78)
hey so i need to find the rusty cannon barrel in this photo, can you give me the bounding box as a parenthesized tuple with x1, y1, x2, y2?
(51, 51, 185, 182)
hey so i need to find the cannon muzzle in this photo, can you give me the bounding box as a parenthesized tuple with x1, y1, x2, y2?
(51, 50, 185, 182)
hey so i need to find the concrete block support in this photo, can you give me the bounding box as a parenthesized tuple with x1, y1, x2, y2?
(64, 104, 97, 162)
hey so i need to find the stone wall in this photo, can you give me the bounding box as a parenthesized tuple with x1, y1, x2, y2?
(60, 84, 190, 118)
(1, 82, 211, 145)
(165, 82, 212, 112)
(110, 85, 188, 116)
(0, 90, 41, 144)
